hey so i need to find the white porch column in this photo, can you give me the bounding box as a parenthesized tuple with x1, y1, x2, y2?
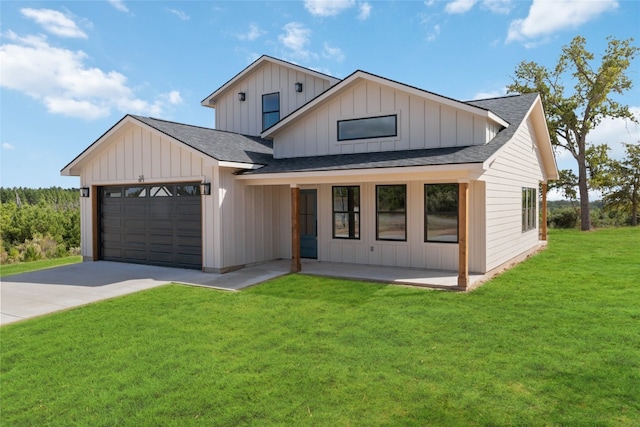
(458, 182, 469, 290)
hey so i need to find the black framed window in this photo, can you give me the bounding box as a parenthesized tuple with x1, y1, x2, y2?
(333, 186, 360, 239)
(376, 185, 406, 241)
(522, 187, 537, 231)
(262, 92, 280, 130)
(425, 184, 458, 243)
(338, 115, 397, 141)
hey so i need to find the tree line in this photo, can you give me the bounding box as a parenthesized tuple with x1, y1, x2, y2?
(1, 187, 80, 264)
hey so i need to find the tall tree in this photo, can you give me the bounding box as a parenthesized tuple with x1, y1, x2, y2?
(507, 36, 638, 230)
(600, 143, 640, 226)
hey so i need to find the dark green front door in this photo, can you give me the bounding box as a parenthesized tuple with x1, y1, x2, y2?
(299, 189, 317, 259)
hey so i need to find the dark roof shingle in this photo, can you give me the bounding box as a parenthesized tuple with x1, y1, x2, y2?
(132, 115, 273, 165)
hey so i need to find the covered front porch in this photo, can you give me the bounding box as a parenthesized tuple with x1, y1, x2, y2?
(299, 259, 486, 290)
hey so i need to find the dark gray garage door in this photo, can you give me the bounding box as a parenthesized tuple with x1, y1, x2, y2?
(100, 183, 202, 269)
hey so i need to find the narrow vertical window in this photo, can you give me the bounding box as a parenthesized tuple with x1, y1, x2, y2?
(262, 93, 280, 130)
(522, 187, 537, 231)
(425, 184, 459, 243)
(333, 186, 360, 239)
(376, 185, 406, 241)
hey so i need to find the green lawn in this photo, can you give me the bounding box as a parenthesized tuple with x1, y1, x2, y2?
(0, 256, 82, 277)
(1, 228, 639, 426)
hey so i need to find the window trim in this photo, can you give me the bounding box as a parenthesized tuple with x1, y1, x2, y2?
(375, 184, 407, 242)
(424, 183, 459, 244)
(337, 114, 398, 142)
(332, 186, 360, 240)
(522, 187, 537, 232)
(262, 92, 280, 131)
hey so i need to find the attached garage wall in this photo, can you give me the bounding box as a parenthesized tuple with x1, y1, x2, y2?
(78, 122, 216, 268)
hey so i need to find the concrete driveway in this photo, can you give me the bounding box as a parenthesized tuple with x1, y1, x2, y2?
(0, 260, 290, 325)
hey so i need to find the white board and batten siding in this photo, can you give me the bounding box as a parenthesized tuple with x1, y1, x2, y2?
(482, 117, 544, 271)
(218, 169, 291, 269)
(274, 80, 499, 159)
(215, 62, 333, 136)
(311, 180, 485, 273)
(78, 122, 216, 268)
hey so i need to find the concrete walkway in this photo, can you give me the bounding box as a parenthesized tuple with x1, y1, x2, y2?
(0, 260, 290, 325)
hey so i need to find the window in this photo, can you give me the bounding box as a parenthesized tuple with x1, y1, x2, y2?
(176, 184, 200, 196)
(338, 115, 397, 141)
(333, 186, 360, 239)
(522, 187, 537, 232)
(425, 184, 458, 243)
(376, 185, 406, 241)
(103, 187, 122, 198)
(262, 93, 280, 130)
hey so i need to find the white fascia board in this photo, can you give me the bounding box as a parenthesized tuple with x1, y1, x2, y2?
(235, 163, 486, 186)
(218, 161, 264, 169)
(201, 55, 340, 108)
(261, 71, 508, 138)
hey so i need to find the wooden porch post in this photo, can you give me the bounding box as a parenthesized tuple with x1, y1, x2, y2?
(291, 186, 301, 272)
(541, 183, 548, 241)
(458, 182, 469, 290)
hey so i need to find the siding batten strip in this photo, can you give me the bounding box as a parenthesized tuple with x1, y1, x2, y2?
(291, 186, 301, 272)
(458, 182, 469, 290)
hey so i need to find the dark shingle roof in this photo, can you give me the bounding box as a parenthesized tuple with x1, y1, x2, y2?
(242, 92, 538, 175)
(131, 115, 273, 165)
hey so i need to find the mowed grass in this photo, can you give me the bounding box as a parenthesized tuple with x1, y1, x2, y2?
(0, 256, 82, 277)
(1, 228, 638, 426)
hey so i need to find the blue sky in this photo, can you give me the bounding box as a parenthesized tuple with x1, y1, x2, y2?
(1, 0, 639, 192)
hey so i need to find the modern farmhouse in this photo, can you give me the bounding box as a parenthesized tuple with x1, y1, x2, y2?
(62, 55, 558, 290)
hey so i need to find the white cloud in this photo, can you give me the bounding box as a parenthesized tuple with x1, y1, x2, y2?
(471, 89, 506, 100)
(445, 0, 478, 14)
(0, 31, 175, 120)
(445, 0, 512, 14)
(166, 90, 183, 105)
(588, 107, 640, 159)
(237, 24, 265, 41)
(20, 8, 87, 39)
(2, 143, 16, 150)
(167, 8, 189, 21)
(107, 0, 129, 13)
(481, 0, 512, 14)
(322, 43, 345, 62)
(426, 24, 441, 42)
(358, 2, 372, 20)
(304, 0, 356, 17)
(278, 22, 314, 60)
(507, 0, 618, 43)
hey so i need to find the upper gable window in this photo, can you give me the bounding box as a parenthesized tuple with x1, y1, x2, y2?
(337, 115, 397, 141)
(262, 93, 280, 131)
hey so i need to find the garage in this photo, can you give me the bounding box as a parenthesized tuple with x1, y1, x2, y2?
(100, 183, 202, 269)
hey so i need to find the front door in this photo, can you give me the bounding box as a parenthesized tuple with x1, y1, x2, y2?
(299, 189, 317, 259)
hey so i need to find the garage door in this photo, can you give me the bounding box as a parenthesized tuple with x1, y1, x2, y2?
(100, 183, 202, 269)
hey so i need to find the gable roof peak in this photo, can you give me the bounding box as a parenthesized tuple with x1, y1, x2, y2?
(201, 55, 341, 108)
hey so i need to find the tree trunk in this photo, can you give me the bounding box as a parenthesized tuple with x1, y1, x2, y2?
(577, 151, 591, 231)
